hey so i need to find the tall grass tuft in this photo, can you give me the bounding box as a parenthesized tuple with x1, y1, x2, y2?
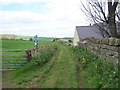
(33, 44, 59, 66)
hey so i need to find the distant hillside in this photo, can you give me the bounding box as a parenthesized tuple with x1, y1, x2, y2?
(16, 36, 55, 41)
(0, 34, 16, 39)
(0, 34, 54, 41)
(0, 34, 73, 41)
(16, 35, 32, 40)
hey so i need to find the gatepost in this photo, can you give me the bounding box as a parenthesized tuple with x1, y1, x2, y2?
(26, 50, 32, 62)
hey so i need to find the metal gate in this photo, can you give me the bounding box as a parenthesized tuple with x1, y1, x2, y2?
(1, 50, 26, 71)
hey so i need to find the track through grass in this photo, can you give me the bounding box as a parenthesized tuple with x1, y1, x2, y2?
(2, 40, 119, 88)
(40, 45, 77, 88)
(2, 43, 78, 88)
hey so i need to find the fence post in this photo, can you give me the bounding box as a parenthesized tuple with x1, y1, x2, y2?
(36, 44, 38, 52)
(26, 50, 32, 62)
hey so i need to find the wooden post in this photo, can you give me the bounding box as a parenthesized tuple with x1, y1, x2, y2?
(36, 44, 38, 52)
(26, 50, 32, 62)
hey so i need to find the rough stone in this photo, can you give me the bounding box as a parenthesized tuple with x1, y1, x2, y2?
(115, 39, 120, 46)
(78, 38, 120, 65)
(109, 38, 116, 46)
(101, 38, 109, 45)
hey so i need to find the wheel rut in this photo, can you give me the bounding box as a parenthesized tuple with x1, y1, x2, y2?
(39, 49, 60, 85)
(72, 53, 83, 88)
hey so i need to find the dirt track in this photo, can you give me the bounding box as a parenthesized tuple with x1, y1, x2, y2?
(76, 60, 83, 88)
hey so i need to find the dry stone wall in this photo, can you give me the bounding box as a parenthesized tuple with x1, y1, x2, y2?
(78, 38, 120, 65)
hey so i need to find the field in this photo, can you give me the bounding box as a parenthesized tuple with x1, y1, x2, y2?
(2, 40, 78, 88)
(1, 39, 119, 88)
(2, 39, 50, 50)
(2, 40, 51, 69)
(16, 35, 54, 41)
(2, 40, 34, 50)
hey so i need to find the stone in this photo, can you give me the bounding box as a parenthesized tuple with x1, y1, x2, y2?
(114, 39, 120, 46)
(101, 38, 109, 45)
(109, 38, 116, 46)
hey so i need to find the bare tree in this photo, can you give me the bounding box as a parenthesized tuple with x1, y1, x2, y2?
(80, 0, 120, 38)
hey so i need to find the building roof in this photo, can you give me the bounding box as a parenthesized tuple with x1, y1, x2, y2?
(76, 26, 102, 39)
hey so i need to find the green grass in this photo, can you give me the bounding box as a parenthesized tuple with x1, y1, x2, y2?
(2, 40, 56, 87)
(16, 35, 54, 41)
(16, 35, 32, 40)
(2, 41, 78, 88)
(0, 40, 2, 49)
(10, 43, 59, 87)
(40, 45, 77, 88)
(2, 40, 51, 70)
(3, 39, 118, 88)
(1, 39, 34, 69)
(2, 39, 51, 50)
(2, 40, 34, 50)
(73, 46, 119, 88)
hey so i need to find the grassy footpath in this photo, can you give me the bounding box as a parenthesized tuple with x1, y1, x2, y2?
(2, 40, 119, 88)
(3, 43, 78, 88)
(40, 45, 77, 88)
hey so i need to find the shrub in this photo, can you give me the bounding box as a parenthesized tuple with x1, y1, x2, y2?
(20, 38, 23, 41)
(33, 44, 59, 67)
(29, 38, 33, 41)
(2, 38, 8, 40)
(68, 39, 72, 43)
(52, 38, 59, 42)
(52, 39, 56, 42)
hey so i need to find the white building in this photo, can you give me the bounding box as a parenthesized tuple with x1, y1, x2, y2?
(73, 26, 102, 46)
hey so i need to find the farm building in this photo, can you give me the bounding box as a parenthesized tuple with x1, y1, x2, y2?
(73, 22, 120, 46)
(73, 26, 102, 46)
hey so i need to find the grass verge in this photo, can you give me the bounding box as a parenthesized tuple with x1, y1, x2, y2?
(73, 46, 119, 88)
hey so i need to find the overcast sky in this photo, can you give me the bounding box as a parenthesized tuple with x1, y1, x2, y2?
(0, 0, 89, 37)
